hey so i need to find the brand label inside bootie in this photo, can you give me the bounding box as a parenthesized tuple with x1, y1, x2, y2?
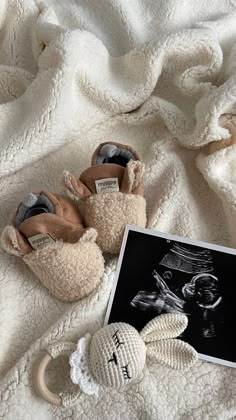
(28, 233, 55, 249)
(95, 178, 119, 193)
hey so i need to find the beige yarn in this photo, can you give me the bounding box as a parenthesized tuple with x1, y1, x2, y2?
(88, 314, 197, 389)
(89, 322, 146, 388)
(140, 313, 188, 342)
(34, 314, 198, 406)
(146, 339, 197, 370)
(1, 226, 104, 302)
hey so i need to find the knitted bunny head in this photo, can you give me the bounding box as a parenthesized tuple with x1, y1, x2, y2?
(69, 314, 198, 394)
(89, 322, 146, 387)
(34, 314, 199, 406)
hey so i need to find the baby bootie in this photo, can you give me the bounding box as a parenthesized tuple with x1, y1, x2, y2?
(1, 191, 104, 302)
(64, 142, 147, 254)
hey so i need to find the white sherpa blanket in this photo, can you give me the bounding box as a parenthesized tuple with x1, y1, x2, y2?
(1, 0, 236, 418)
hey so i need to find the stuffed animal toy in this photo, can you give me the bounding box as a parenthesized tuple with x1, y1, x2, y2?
(34, 313, 198, 406)
(63, 142, 147, 254)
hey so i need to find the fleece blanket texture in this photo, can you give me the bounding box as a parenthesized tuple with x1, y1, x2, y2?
(0, 0, 236, 418)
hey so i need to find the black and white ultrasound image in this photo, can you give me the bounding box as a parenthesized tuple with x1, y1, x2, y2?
(107, 230, 236, 365)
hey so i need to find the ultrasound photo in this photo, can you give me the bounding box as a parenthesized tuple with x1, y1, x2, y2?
(105, 226, 236, 368)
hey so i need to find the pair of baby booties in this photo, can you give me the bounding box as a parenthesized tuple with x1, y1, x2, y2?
(1, 142, 147, 302)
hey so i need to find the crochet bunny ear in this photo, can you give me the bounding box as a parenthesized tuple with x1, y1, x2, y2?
(146, 338, 198, 370)
(140, 314, 198, 370)
(140, 313, 188, 343)
(63, 171, 92, 200)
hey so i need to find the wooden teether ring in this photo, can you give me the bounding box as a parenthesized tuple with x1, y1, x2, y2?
(34, 342, 77, 406)
(35, 352, 61, 406)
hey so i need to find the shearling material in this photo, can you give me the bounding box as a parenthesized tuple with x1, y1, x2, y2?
(1, 191, 105, 301)
(1, 225, 104, 302)
(83, 192, 146, 254)
(64, 157, 146, 254)
(1, 0, 236, 419)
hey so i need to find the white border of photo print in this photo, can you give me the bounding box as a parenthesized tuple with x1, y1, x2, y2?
(104, 225, 236, 369)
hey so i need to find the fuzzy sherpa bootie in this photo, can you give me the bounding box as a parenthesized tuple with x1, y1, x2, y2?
(63, 142, 147, 254)
(1, 191, 104, 302)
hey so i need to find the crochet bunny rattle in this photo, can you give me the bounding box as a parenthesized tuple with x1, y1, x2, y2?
(34, 314, 198, 406)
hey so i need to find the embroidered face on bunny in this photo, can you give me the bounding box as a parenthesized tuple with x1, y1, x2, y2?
(34, 314, 198, 406)
(69, 314, 198, 397)
(89, 323, 146, 388)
